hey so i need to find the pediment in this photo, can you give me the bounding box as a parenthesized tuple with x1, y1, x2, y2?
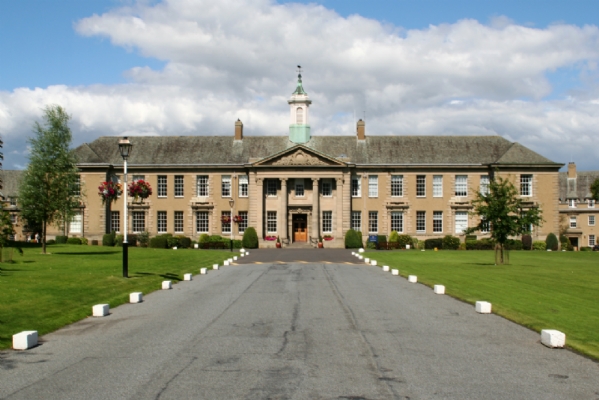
(253, 146, 346, 167)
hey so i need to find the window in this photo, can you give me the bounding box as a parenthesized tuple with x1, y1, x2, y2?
(520, 174, 533, 197)
(433, 175, 443, 197)
(455, 211, 468, 234)
(296, 107, 303, 124)
(455, 175, 467, 197)
(174, 211, 184, 233)
(416, 175, 426, 197)
(368, 211, 378, 233)
(295, 179, 305, 197)
(111, 211, 120, 233)
(391, 175, 403, 197)
(69, 211, 82, 234)
(568, 199, 577, 208)
(132, 175, 145, 182)
(239, 175, 248, 197)
(391, 211, 403, 233)
(590, 235, 596, 247)
(322, 180, 332, 197)
(157, 211, 167, 233)
(433, 211, 443, 233)
(238, 211, 248, 233)
(221, 211, 231, 234)
(480, 175, 490, 196)
(174, 175, 184, 197)
(481, 217, 490, 234)
(351, 211, 361, 231)
(132, 211, 145, 233)
(267, 211, 277, 233)
(196, 175, 209, 197)
(266, 179, 277, 197)
(351, 176, 361, 197)
(589, 199, 596, 208)
(589, 215, 595, 226)
(196, 211, 209, 233)
(570, 216, 577, 228)
(368, 175, 378, 197)
(72, 175, 81, 196)
(9, 197, 17, 206)
(416, 211, 426, 233)
(10, 214, 17, 224)
(222, 175, 231, 197)
(158, 175, 167, 197)
(322, 211, 332, 233)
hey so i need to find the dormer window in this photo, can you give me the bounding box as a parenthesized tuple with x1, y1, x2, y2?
(568, 199, 577, 208)
(588, 199, 595, 208)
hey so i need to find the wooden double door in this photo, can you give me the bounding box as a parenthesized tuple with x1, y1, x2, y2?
(292, 214, 308, 242)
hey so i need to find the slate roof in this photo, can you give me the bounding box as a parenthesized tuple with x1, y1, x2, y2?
(74, 135, 560, 167)
(559, 171, 599, 200)
(0, 170, 24, 198)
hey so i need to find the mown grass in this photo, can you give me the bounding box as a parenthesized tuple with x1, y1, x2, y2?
(366, 250, 599, 360)
(0, 244, 236, 350)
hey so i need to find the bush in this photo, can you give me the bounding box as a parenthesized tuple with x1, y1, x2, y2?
(46, 239, 56, 245)
(397, 234, 414, 249)
(344, 229, 363, 248)
(532, 240, 546, 251)
(242, 227, 259, 248)
(465, 235, 477, 241)
(102, 232, 116, 246)
(167, 236, 179, 248)
(81, 237, 89, 245)
(149, 236, 168, 249)
(442, 235, 460, 250)
(91, 239, 99, 246)
(366, 241, 377, 249)
(424, 238, 443, 250)
(66, 237, 82, 245)
(377, 234, 387, 244)
(522, 234, 532, 250)
(115, 234, 124, 246)
(56, 235, 68, 244)
(199, 234, 210, 244)
(233, 239, 243, 249)
(504, 239, 523, 250)
(138, 231, 150, 248)
(466, 238, 495, 250)
(458, 242, 467, 250)
(178, 236, 191, 249)
(580, 246, 592, 252)
(209, 235, 224, 243)
(545, 233, 558, 251)
(388, 231, 399, 243)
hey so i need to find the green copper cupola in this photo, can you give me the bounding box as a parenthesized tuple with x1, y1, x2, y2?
(288, 67, 312, 144)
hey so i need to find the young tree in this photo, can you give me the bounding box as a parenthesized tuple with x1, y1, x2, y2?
(0, 209, 15, 263)
(591, 178, 599, 202)
(18, 105, 79, 254)
(466, 175, 543, 264)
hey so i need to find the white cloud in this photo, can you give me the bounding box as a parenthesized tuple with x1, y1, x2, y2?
(1, 0, 599, 170)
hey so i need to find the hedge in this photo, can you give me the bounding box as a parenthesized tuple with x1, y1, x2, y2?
(424, 238, 443, 250)
(442, 235, 460, 250)
(466, 238, 495, 250)
(102, 232, 116, 247)
(56, 235, 68, 244)
(532, 240, 546, 251)
(397, 235, 414, 249)
(149, 236, 168, 249)
(66, 237, 82, 245)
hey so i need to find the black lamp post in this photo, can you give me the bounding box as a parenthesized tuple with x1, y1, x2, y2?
(229, 198, 234, 252)
(119, 137, 133, 278)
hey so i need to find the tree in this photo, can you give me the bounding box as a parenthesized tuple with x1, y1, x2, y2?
(0, 209, 15, 263)
(465, 175, 543, 264)
(591, 178, 599, 202)
(18, 105, 80, 254)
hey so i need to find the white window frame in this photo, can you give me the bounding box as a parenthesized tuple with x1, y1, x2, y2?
(570, 216, 577, 228)
(266, 179, 277, 197)
(72, 175, 81, 196)
(221, 175, 231, 198)
(433, 175, 443, 198)
(569, 199, 577, 208)
(69, 211, 82, 234)
(295, 178, 305, 197)
(132, 175, 145, 182)
(322, 211, 332, 233)
(157, 211, 167, 233)
(391, 211, 403, 233)
(9, 197, 17, 207)
(132, 211, 145, 233)
(520, 174, 533, 197)
(267, 211, 277, 234)
(368, 175, 378, 197)
(416, 211, 426, 233)
(391, 175, 403, 197)
(480, 175, 490, 196)
(416, 175, 426, 197)
(111, 211, 120, 233)
(455, 211, 468, 234)
(196, 175, 209, 197)
(433, 211, 443, 233)
(588, 199, 596, 208)
(368, 211, 378, 234)
(351, 211, 361, 231)
(589, 215, 595, 226)
(221, 211, 231, 234)
(481, 216, 490, 234)
(239, 175, 248, 197)
(174, 211, 184, 233)
(455, 175, 467, 197)
(321, 179, 332, 197)
(157, 175, 167, 198)
(238, 211, 248, 233)
(174, 175, 184, 198)
(351, 176, 361, 197)
(196, 211, 209, 233)
(590, 234, 596, 247)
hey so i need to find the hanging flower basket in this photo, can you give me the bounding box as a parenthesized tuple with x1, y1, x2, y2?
(323, 235, 334, 241)
(221, 215, 232, 224)
(128, 180, 152, 202)
(233, 215, 244, 223)
(98, 181, 122, 205)
(264, 236, 277, 241)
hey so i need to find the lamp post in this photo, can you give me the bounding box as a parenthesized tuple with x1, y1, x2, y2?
(229, 198, 234, 252)
(118, 137, 133, 278)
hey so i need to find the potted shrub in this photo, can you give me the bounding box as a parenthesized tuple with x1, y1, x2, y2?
(276, 236, 282, 248)
(318, 235, 324, 248)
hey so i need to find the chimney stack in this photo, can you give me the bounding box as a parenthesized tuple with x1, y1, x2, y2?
(357, 119, 365, 140)
(567, 162, 576, 179)
(235, 119, 243, 140)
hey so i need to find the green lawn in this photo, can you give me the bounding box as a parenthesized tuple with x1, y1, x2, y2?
(0, 244, 236, 350)
(366, 250, 599, 360)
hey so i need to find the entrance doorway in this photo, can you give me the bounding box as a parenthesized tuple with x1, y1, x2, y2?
(293, 214, 308, 242)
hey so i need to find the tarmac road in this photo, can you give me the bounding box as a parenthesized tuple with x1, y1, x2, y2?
(1, 251, 598, 399)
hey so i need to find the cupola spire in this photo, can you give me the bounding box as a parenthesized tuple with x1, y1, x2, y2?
(288, 66, 312, 144)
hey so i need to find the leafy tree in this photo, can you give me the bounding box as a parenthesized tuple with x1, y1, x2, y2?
(0, 210, 15, 263)
(18, 105, 80, 254)
(465, 175, 543, 264)
(591, 178, 599, 202)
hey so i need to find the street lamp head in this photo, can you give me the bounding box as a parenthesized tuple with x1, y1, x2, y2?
(229, 199, 235, 208)
(118, 137, 133, 160)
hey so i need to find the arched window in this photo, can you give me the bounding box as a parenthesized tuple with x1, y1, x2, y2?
(296, 107, 303, 124)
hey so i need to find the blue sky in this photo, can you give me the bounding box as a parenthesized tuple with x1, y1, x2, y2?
(1, 0, 598, 170)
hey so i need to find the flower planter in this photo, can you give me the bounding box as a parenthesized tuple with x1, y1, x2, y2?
(276, 242, 281, 248)
(317, 242, 323, 248)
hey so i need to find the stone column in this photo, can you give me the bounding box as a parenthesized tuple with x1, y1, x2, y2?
(280, 178, 288, 241)
(256, 178, 264, 239)
(336, 177, 344, 243)
(312, 178, 320, 241)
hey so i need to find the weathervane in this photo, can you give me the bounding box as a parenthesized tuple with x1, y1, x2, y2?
(297, 65, 302, 75)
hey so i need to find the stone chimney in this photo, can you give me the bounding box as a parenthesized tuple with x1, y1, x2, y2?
(357, 119, 365, 140)
(235, 119, 243, 141)
(567, 162, 576, 178)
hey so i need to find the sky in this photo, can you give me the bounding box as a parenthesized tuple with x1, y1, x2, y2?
(1, 0, 599, 171)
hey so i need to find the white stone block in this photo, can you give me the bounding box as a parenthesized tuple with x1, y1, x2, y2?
(434, 285, 445, 294)
(200, 268, 207, 275)
(233, 256, 238, 261)
(240, 248, 245, 252)
(93, 304, 109, 316)
(408, 275, 417, 283)
(371, 260, 377, 266)
(382, 265, 390, 272)
(194, 243, 199, 249)
(392, 269, 399, 276)
(183, 273, 192, 281)
(358, 255, 363, 260)
(359, 248, 365, 253)
(228, 258, 233, 263)
(406, 245, 410, 249)
(541, 330, 566, 348)
(172, 246, 177, 250)
(364, 258, 370, 263)
(130, 292, 143, 303)
(13, 331, 38, 350)
(351, 252, 355, 256)
(245, 252, 249, 255)
(475, 301, 492, 314)
(162, 281, 172, 290)
(241, 253, 245, 257)
(224, 261, 230, 266)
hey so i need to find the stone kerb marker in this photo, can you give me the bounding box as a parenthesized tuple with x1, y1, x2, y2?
(382, 265, 390, 272)
(434, 285, 445, 294)
(541, 330, 566, 348)
(392, 269, 399, 276)
(214, 263, 221, 269)
(162, 281, 172, 290)
(371, 260, 377, 266)
(183, 273, 192, 281)
(93, 304, 109, 316)
(130, 292, 143, 303)
(359, 248, 364, 253)
(408, 275, 417, 283)
(13, 331, 38, 350)
(233, 256, 238, 261)
(364, 258, 370, 263)
(224, 260, 230, 266)
(200, 268, 207, 275)
(475, 301, 492, 314)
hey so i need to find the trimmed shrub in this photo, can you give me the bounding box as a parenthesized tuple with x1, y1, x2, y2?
(532, 240, 546, 250)
(504, 239, 523, 250)
(149, 236, 168, 249)
(366, 241, 377, 249)
(580, 246, 592, 251)
(66, 237, 82, 245)
(545, 233, 558, 251)
(102, 232, 116, 247)
(199, 234, 210, 244)
(458, 242, 467, 250)
(442, 235, 460, 250)
(167, 236, 179, 248)
(56, 235, 68, 244)
(233, 239, 243, 249)
(81, 237, 89, 245)
(465, 235, 477, 241)
(344, 229, 362, 248)
(522, 234, 532, 250)
(138, 231, 150, 248)
(424, 238, 443, 250)
(91, 239, 99, 246)
(377, 234, 387, 244)
(178, 236, 192, 249)
(115, 234, 124, 246)
(46, 239, 56, 245)
(209, 235, 224, 243)
(242, 227, 259, 248)
(388, 230, 399, 243)
(397, 234, 414, 249)
(466, 238, 495, 250)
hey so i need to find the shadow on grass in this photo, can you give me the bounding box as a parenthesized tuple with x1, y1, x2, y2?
(53, 251, 121, 256)
(134, 272, 182, 281)
(464, 262, 499, 266)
